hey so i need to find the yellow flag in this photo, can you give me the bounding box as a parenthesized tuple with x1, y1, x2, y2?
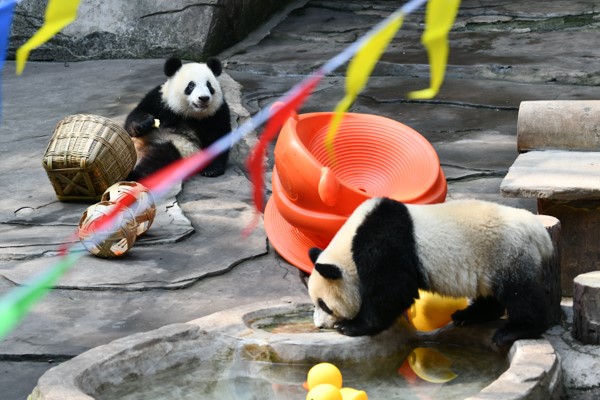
(325, 14, 404, 161)
(15, 0, 81, 75)
(408, 0, 461, 99)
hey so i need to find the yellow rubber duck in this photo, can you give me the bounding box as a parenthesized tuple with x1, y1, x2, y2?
(306, 362, 343, 390)
(305, 363, 368, 399)
(306, 383, 342, 400)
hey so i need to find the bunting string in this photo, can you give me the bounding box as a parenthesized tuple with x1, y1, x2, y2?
(0, 0, 459, 339)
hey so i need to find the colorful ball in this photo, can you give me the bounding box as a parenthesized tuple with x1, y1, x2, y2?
(101, 181, 156, 236)
(78, 201, 138, 258)
(307, 363, 343, 390)
(306, 384, 342, 400)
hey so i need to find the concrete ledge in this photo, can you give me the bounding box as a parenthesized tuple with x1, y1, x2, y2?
(500, 150, 600, 201)
(29, 300, 563, 400)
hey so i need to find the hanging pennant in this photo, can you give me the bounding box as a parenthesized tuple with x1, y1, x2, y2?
(0, 0, 436, 340)
(0, 0, 15, 69)
(0, 252, 81, 339)
(325, 13, 404, 162)
(408, 0, 461, 99)
(15, 0, 81, 75)
(246, 74, 322, 221)
(0, 0, 16, 121)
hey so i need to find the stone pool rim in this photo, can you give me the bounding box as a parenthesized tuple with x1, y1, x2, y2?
(28, 298, 562, 400)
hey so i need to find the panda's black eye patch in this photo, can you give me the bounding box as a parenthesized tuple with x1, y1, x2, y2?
(184, 81, 196, 95)
(318, 298, 333, 315)
(207, 81, 215, 95)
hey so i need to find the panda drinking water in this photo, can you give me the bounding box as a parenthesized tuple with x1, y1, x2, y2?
(307, 197, 554, 347)
(124, 57, 231, 180)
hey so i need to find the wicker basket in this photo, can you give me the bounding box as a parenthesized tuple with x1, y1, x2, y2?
(42, 114, 137, 201)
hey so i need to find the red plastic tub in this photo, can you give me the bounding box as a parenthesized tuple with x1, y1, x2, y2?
(264, 111, 447, 273)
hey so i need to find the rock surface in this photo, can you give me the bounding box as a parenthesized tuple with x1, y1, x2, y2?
(8, 0, 295, 61)
(573, 272, 600, 345)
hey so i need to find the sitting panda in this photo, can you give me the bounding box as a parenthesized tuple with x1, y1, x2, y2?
(307, 197, 553, 347)
(124, 57, 231, 180)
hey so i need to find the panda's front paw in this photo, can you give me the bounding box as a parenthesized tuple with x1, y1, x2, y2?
(492, 322, 544, 347)
(334, 320, 364, 336)
(127, 114, 156, 137)
(451, 309, 470, 326)
(334, 319, 381, 337)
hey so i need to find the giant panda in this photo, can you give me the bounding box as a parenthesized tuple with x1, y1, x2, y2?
(124, 57, 231, 180)
(307, 197, 553, 347)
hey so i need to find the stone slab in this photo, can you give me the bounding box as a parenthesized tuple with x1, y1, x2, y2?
(0, 166, 265, 290)
(517, 101, 600, 152)
(0, 254, 308, 357)
(226, 1, 600, 86)
(0, 183, 193, 260)
(546, 325, 600, 392)
(538, 199, 600, 296)
(574, 271, 600, 289)
(501, 150, 600, 200)
(0, 361, 57, 400)
(573, 271, 600, 344)
(538, 215, 562, 326)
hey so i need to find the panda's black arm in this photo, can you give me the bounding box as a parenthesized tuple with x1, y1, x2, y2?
(336, 198, 425, 336)
(335, 276, 419, 336)
(124, 86, 164, 137)
(197, 103, 232, 177)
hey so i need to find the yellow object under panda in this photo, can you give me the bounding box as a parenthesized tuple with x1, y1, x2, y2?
(407, 290, 468, 331)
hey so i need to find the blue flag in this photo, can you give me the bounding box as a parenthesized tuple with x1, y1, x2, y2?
(0, 0, 17, 122)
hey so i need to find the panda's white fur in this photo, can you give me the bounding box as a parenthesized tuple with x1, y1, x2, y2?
(161, 62, 224, 119)
(308, 197, 553, 347)
(125, 57, 231, 180)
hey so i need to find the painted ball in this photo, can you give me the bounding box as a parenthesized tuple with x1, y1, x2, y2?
(78, 201, 138, 258)
(101, 181, 156, 236)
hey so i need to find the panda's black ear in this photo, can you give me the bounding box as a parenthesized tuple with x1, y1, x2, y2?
(314, 263, 343, 280)
(309, 247, 322, 264)
(206, 57, 222, 77)
(164, 58, 182, 77)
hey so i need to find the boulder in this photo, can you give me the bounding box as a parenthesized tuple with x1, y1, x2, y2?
(8, 0, 292, 61)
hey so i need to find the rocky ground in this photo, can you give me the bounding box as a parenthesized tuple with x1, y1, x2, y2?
(1, 0, 600, 398)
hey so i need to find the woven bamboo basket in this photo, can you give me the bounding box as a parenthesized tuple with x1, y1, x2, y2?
(42, 114, 137, 201)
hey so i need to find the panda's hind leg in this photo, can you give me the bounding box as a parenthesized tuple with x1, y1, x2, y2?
(451, 296, 505, 326)
(127, 141, 182, 181)
(492, 279, 547, 347)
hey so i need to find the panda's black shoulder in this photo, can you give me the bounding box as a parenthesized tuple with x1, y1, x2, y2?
(135, 85, 164, 112)
(124, 85, 165, 132)
(351, 198, 423, 280)
(354, 198, 413, 244)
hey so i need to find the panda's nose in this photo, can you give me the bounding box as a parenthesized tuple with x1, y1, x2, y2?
(198, 96, 210, 103)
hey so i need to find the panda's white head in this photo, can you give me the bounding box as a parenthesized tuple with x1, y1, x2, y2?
(161, 57, 224, 119)
(307, 199, 381, 329)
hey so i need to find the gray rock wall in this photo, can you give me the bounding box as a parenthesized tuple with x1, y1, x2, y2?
(8, 0, 291, 61)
